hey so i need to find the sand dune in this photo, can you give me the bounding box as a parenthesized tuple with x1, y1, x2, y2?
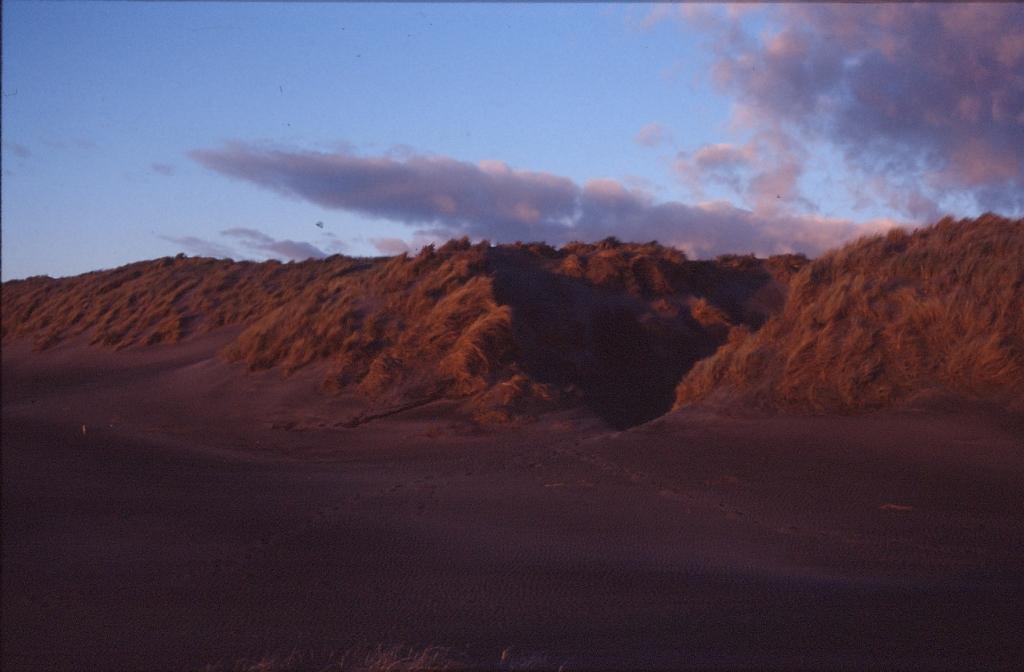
(3, 237, 805, 429)
(676, 214, 1024, 414)
(3, 217, 1023, 670)
(7, 217, 1020, 424)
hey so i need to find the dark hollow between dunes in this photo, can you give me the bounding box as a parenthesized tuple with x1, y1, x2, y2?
(489, 247, 769, 430)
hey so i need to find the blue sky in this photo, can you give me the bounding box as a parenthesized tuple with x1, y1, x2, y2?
(2, 2, 1021, 280)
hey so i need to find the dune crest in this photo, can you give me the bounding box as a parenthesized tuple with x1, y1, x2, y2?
(7, 216, 1021, 422)
(675, 214, 1024, 413)
(2, 237, 798, 427)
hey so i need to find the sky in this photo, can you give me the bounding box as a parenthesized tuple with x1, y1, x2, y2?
(2, 2, 1022, 280)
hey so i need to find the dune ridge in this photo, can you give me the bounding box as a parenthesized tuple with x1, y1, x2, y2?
(7, 215, 1019, 423)
(675, 213, 1024, 413)
(2, 238, 799, 427)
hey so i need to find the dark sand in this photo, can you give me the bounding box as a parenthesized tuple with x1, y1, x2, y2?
(3, 335, 1023, 670)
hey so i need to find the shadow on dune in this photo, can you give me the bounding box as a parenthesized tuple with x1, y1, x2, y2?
(487, 242, 789, 428)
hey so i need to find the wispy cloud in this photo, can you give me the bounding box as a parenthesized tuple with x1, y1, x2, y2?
(159, 235, 236, 259)
(675, 129, 818, 216)
(573, 178, 870, 258)
(634, 122, 672, 148)
(221, 227, 326, 260)
(160, 228, 328, 261)
(193, 142, 891, 257)
(675, 142, 755, 198)
(150, 162, 175, 176)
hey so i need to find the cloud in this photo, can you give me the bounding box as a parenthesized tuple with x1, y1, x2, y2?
(675, 142, 755, 197)
(159, 235, 236, 259)
(159, 228, 328, 261)
(151, 162, 175, 176)
(634, 122, 672, 148)
(573, 179, 872, 258)
(368, 235, 440, 256)
(369, 237, 412, 255)
(193, 142, 889, 258)
(191, 143, 578, 242)
(674, 129, 816, 214)
(317, 229, 350, 254)
(689, 143, 753, 171)
(677, 4, 1024, 216)
(221, 227, 326, 260)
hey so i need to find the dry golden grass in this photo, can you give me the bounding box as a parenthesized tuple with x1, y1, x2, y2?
(13, 217, 1012, 420)
(0, 253, 371, 350)
(1, 238, 798, 426)
(675, 214, 1024, 413)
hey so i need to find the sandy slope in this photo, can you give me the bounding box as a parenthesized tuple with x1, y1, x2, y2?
(3, 335, 1023, 670)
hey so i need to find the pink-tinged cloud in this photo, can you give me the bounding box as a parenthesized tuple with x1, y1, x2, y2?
(634, 122, 672, 148)
(191, 143, 578, 240)
(688, 4, 1024, 215)
(159, 235, 236, 259)
(192, 142, 896, 258)
(675, 129, 815, 214)
(690, 143, 751, 170)
(575, 179, 873, 258)
(369, 237, 412, 256)
(159, 228, 328, 262)
(675, 142, 754, 198)
(221, 227, 326, 260)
